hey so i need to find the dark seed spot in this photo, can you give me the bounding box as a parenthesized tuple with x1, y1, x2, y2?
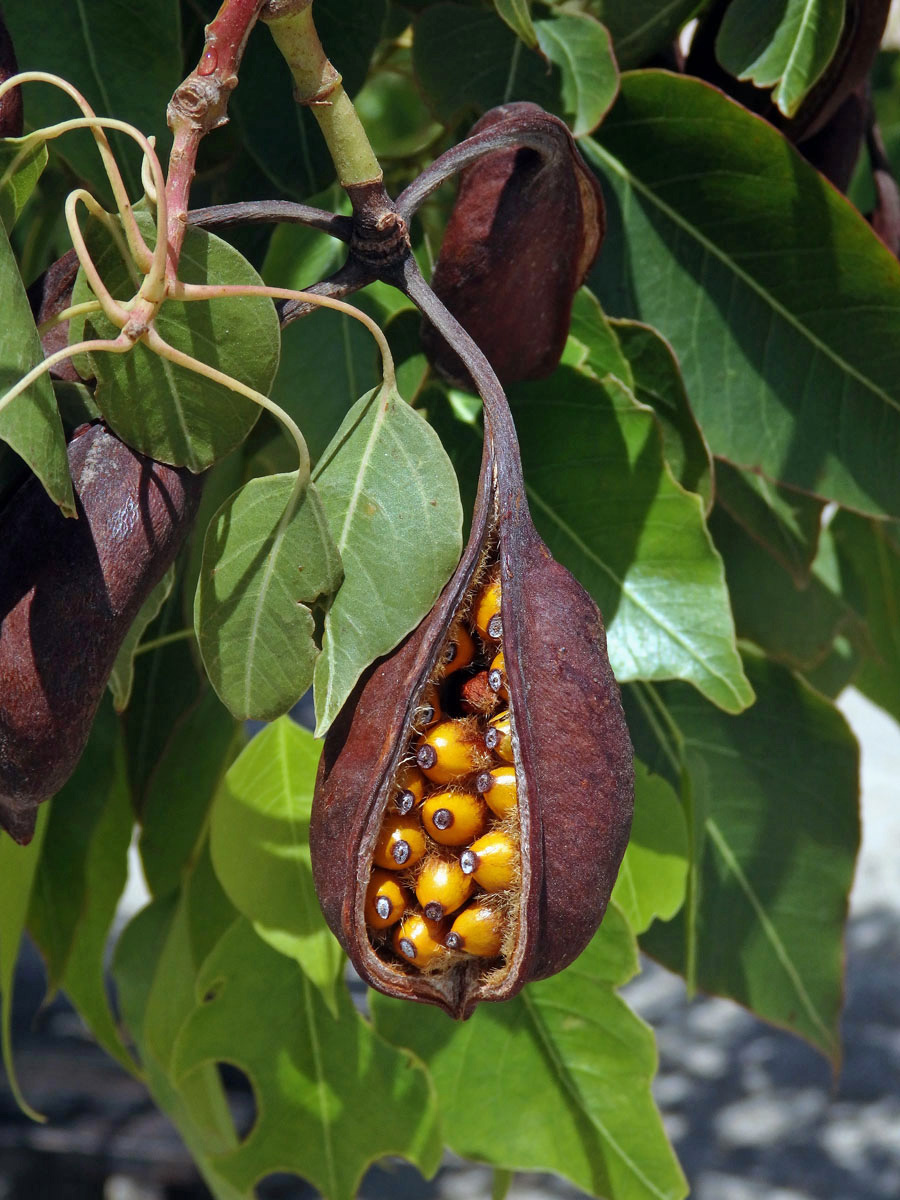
(395, 790, 415, 814)
(417, 745, 437, 770)
(424, 902, 443, 920)
(460, 850, 476, 875)
(488, 669, 503, 692)
(433, 807, 453, 830)
(419, 704, 436, 725)
(487, 614, 502, 639)
(485, 727, 500, 750)
(443, 642, 457, 664)
(392, 839, 410, 865)
(399, 937, 417, 959)
(375, 896, 391, 920)
(475, 771, 492, 794)
(446, 932, 462, 951)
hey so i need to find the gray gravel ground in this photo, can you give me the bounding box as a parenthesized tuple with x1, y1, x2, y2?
(1, 688, 897, 1199)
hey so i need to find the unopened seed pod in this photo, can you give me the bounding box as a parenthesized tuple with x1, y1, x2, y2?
(0, 423, 203, 844)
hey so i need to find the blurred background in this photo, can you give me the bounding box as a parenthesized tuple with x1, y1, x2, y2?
(1, 686, 897, 1200)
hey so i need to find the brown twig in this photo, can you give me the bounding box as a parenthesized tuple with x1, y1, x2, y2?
(164, 0, 267, 278)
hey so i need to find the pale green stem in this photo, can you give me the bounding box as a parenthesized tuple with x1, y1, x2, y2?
(143, 326, 311, 519)
(37, 299, 104, 336)
(64, 190, 132, 326)
(261, 2, 381, 186)
(134, 627, 196, 656)
(173, 281, 396, 389)
(0, 73, 153, 270)
(0, 336, 130, 420)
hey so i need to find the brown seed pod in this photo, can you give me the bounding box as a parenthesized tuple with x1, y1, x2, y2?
(420, 102, 605, 388)
(0, 9, 22, 139)
(310, 273, 633, 1015)
(0, 423, 204, 843)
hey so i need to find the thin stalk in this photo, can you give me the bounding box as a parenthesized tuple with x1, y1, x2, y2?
(0, 336, 130, 420)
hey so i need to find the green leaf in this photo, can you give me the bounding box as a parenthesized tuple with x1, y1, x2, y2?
(612, 760, 688, 933)
(0, 138, 48, 232)
(209, 718, 343, 1007)
(510, 365, 753, 712)
(70, 211, 280, 471)
(714, 458, 824, 584)
(640, 654, 859, 1063)
(2, 0, 181, 199)
(611, 319, 712, 509)
(493, 0, 538, 48)
(711, 504, 854, 671)
(195, 472, 343, 721)
(374, 906, 687, 1200)
(108, 566, 175, 712)
(0, 214, 73, 513)
(0, 806, 48, 1120)
(716, 0, 846, 118)
(312, 380, 463, 733)
(413, 3, 561, 124)
(588, 70, 900, 518)
(535, 13, 619, 136)
(831, 510, 900, 724)
(582, 1, 701, 70)
(27, 698, 137, 1074)
(139, 687, 243, 899)
(173, 917, 444, 1200)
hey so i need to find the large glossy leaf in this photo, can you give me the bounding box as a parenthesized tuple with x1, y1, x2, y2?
(173, 917, 444, 1200)
(2, 0, 181, 199)
(70, 211, 280, 471)
(714, 458, 824, 583)
(312, 380, 463, 733)
(27, 698, 136, 1074)
(637, 654, 859, 1063)
(195, 472, 342, 721)
(612, 760, 688, 934)
(576, 1, 701, 70)
(209, 718, 342, 1006)
(0, 805, 48, 1119)
(139, 687, 243, 899)
(534, 13, 619, 136)
(0, 214, 73, 513)
(374, 906, 687, 1200)
(716, 0, 845, 118)
(588, 71, 900, 518)
(831, 510, 900, 724)
(509, 365, 753, 712)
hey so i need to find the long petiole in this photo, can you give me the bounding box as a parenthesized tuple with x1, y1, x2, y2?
(172, 282, 396, 390)
(0, 73, 152, 269)
(143, 327, 311, 521)
(0, 335, 131, 420)
(37, 299, 104, 336)
(64, 191, 130, 327)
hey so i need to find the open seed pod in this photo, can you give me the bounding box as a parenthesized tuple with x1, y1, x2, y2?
(0, 422, 204, 843)
(420, 102, 605, 388)
(311, 271, 633, 1018)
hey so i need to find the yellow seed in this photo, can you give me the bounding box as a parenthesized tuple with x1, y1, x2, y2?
(393, 912, 447, 968)
(446, 901, 504, 957)
(373, 814, 427, 870)
(473, 573, 502, 641)
(487, 650, 508, 701)
(475, 765, 518, 818)
(442, 622, 477, 672)
(421, 790, 488, 846)
(365, 870, 409, 929)
(417, 683, 443, 728)
(394, 763, 427, 814)
(460, 830, 517, 891)
(485, 710, 514, 763)
(417, 719, 485, 784)
(415, 855, 474, 919)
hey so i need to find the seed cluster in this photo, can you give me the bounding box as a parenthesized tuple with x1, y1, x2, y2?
(364, 564, 521, 975)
